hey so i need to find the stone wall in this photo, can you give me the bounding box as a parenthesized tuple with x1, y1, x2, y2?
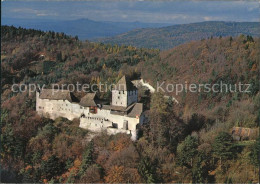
(79, 106, 142, 140)
(79, 116, 113, 130)
(111, 90, 138, 107)
(36, 93, 81, 120)
(36, 92, 143, 140)
(111, 90, 128, 107)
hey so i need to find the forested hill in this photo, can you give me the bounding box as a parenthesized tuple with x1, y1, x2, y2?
(1, 26, 259, 183)
(1, 25, 259, 123)
(1, 25, 159, 100)
(95, 21, 260, 50)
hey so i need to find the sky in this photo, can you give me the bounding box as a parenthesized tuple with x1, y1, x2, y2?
(2, 0, 259, 24)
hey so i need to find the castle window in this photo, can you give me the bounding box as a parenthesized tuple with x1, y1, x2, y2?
(118, 96, 120, 99)
(123, 91, 124, 94)
(112, 123, 118, 129)
(123, 120, 128, 130)
(89, 106, 97, 114)
(119, 91, 121, 94)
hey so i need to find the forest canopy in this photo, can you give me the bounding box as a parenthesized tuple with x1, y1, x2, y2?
(1, 26, 259, 183)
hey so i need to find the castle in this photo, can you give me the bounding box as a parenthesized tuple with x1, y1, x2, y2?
(36, 76, 144, 140)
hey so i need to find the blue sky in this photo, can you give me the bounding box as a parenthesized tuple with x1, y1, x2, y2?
(2, 0, 259, 24)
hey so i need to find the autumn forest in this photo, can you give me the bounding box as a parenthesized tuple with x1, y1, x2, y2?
(1, 25, 259, 183)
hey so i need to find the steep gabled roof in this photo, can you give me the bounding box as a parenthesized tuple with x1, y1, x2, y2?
(79, 93, 97, 107)
(39, 89, 79, 103)
(127, 103, 143, 118)
(114, 75, 137, 91)
(102, 103, 143, 117)
(103, 102, 136, 112)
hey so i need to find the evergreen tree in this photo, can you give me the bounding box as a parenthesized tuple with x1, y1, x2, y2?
(249, 137, 260, 167)
(192, 151, 213, 183)
(148, 92, 186, 150)
(56, 51, 62, 62)
(138, 157, 156, 183)
(40, 155, 64, 181)
(212, 132, 234, 165)
(149, 92, 169, 147)
(177, 135, 198, 168)
(79, 140, 94, 177)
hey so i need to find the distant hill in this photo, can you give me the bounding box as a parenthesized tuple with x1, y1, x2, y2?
(136, 34, 259, 116)
(2, 17, 170, 40)
(95, 21, 260, 50)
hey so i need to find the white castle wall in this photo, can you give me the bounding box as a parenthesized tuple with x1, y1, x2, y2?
(79, 107, 142, 140)
(132, 79, 179, 104)
(36, 92, 142, 140)
(79, 116, 113, 130)
(111, 90, 128, 107)
(36, 93, 82, 120)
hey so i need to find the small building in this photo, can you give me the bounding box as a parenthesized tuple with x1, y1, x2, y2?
(36, 76, 145, 140)
(231, 127, 257, 141)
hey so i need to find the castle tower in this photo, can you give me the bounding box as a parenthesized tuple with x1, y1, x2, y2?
(112, 76, 138, 107)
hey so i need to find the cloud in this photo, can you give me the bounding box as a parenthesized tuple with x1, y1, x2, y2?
(203, 16, 211, 21)
(121, 14, 128, 19)
(2, 1, 259, 23)
(9, 7, 58, 18)
(36, 13, 48, 16)
(11, 8, 39, 14)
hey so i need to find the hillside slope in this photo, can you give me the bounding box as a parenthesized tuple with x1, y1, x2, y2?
(1, 26, 259, 183)
(1, 26, 259, 124)
(1, 25, 159, 101)
(137, 35, 259, 124)
(96, 21, 260, 50)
